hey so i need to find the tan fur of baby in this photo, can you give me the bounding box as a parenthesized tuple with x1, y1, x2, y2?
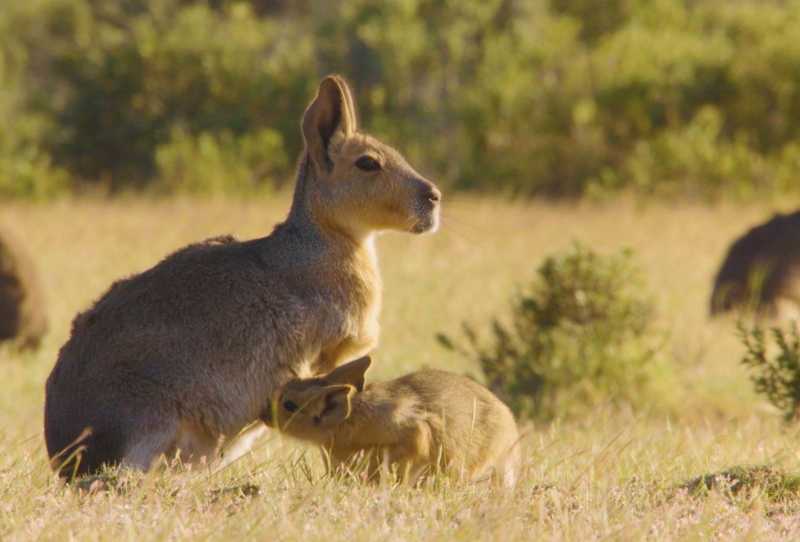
(263, 357, 520, 487)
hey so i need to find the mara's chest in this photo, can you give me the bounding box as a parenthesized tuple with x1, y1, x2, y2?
(314, 258, 382, 371)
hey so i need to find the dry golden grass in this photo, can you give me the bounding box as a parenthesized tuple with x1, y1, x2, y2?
(3, 195, 800, 540)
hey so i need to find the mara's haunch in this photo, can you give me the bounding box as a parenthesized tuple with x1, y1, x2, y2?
(710, 211, 800, 318)
(0, 228, 47, 350)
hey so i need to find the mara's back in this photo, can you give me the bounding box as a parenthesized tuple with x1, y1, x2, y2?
(45, 233, 314, 471)
(369, 370, 520, 484)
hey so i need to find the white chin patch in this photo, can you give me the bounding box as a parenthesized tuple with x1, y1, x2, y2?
(412, 208, 440, 234)
(427, 210, 440, 233)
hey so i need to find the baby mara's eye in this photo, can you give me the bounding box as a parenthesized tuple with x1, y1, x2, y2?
(355, 155, 381, 172)
(283, 400, 298, 413)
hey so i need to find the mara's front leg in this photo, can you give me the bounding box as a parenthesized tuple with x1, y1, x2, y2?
(317, 319, 379, 373)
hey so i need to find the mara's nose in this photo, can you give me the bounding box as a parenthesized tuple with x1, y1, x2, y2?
(422, 184, 441, 204)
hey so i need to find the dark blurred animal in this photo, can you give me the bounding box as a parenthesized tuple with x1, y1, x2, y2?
(710, 211, 800, 318)
(0, 228, 47, 349)
(44, 75, 441, 478)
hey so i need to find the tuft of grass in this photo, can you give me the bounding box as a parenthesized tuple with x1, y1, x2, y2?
(680, 465, 800, 503)
(739, 321, 800, 421)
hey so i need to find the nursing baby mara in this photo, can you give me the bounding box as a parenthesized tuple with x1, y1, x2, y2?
(262, 356, 521, 487)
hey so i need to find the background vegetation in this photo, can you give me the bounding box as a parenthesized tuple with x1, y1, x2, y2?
(740, 322, 800, 422)
(5, 0, 800, 199)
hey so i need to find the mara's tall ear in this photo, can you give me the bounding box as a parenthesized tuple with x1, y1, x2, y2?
(324, 356, 372, 392)
(302, 75, 358, 174)
(317, 384, 355, 427)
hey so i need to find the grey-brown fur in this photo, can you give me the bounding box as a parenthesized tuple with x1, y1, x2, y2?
(44, 75, 441, 478)
(0, 228, 47, 349)
(710, 211, 800, 318)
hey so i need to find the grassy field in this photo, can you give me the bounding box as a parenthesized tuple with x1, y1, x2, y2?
(3, 195, 800, 540)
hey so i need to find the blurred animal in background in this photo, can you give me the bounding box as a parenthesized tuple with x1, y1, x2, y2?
(710, 211, 800, 319)
(263, 356, 520, 487)
(0, 228, 47, 350)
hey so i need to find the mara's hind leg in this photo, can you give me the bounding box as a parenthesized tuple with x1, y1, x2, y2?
(168, 420, 221, 468)
(66, 421, 177, 494)
(121, 417, 181, 472)
(482, 440, 522, 490)
(120, 417, 222, 472)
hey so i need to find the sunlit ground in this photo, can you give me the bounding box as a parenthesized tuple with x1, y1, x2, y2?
(2, 195, 799, 540)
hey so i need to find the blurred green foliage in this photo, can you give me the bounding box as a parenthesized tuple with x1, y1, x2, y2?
(3, 0, 800, 198)
(740, 322, 800, 423)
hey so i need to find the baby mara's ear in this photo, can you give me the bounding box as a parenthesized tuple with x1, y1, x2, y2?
(324, 356, 372, 392)
(315, 384, 355, 428)
(260, 385, 294, 427)
(260, 395, 277, 427)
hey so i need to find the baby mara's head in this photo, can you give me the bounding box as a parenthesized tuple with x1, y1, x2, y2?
(262, 356, 372, 444)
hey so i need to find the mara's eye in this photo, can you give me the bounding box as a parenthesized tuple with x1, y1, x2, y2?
(355, 156, 381, 172)
(282, 400, 298, 413)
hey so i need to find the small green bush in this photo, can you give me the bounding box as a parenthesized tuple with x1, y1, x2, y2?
(439, 243, 665, 421)
(739, 322, 800, 422)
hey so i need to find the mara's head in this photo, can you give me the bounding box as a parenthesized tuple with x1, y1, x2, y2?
(263, 356, 372, 443)
(296, 75, 441, 238)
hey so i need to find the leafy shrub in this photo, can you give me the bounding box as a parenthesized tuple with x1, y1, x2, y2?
(550, 0, 634, 43)
(6, 0, 800, 199)
(0, 112, 69, 199)
(620, 107, 770, 200)
(0, 142, 69, 200)
(453, 6, 606, 197)
(438, 243, 665, 421)
(0, 0, 71, 198)
(155, 128, 287, 195)
(739, 322, 800, 422)
(29, 0, 313, 189)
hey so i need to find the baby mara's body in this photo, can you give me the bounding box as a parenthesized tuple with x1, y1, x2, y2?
(263, 357, 520, 487)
